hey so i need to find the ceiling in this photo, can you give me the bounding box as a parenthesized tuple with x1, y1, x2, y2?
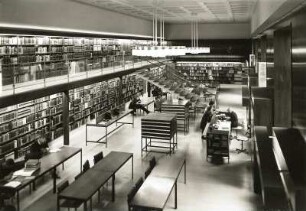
(73, 0, 258, 23)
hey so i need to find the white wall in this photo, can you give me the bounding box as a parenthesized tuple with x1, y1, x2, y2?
(165, 23, 251, 40)
(251, 0, 287, 34)
(0, 0, 152, 38)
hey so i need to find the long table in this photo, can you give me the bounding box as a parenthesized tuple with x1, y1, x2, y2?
(86, 110, 134, 147)
(2, 146, 82, 211)
(57, 151, 133, 211)
(130, 156, 186, 210)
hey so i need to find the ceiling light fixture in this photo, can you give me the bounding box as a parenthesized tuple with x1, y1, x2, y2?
(132, 1, 209, 57)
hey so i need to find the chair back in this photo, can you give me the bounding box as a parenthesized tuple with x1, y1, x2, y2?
(57, 180, 69, 193)
(149, 156, 156, 169)
(135, 177, 144, 191)
(75, 172, 83, 180)
(83, 160, 90, 172)
(0, 186, 16, 199)
(127, 186, 137, 204)
(93, 151, 104, 164)
(144, 167, 151, 179)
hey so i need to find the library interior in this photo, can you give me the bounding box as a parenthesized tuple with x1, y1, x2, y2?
(0, 0, 306, 211)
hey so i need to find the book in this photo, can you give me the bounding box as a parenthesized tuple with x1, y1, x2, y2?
(4, 181, 21, 188)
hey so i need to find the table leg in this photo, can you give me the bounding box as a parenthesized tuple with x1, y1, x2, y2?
(86, 125, 88, 146)
(132, 155, 134, 179)
(53, 168, 57, 193)
(33, 180, 36, 191)
(105, 127, 108, 147)
(84, 201, 88, 211)
(175, 181, 177, 209)
(132, 113, 134, 128)
(112, 175, 115, 202)
(90, 198, 92, 211)
(80, 150, 83, 173)
(184, 160, 186, 184)
(17, 191, 20, 211)
(57, 196, 60, 211)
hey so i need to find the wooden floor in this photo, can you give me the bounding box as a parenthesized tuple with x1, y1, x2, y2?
(17, 84, 262, 211)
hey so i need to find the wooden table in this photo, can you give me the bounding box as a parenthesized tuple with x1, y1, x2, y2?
(151, 156, 186, 184)
(130, 176, 177, 211)
(3, 146, 82, 211)
(57, 151, 133, 211)
(141, 113, 177, 156)
(130, 156, 187, 210)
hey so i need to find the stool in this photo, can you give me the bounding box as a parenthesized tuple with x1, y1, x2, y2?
(231, 126, 244, 139)
(235, 136, 248, 154)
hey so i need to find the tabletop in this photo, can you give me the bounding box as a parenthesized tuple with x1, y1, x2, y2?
(130, 176, 175, 210)
(9, 146, 81, 190)
(142, 113, 176, 122)
(151, 157, 185, 179)
(59, 169, 113, 201)
(163, 99, 189, 106)
(92, 151, 132, 172)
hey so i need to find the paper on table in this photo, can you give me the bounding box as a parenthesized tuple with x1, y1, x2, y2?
(4, 181, 21, 188)
(49, 148, 61, 153)
(13, 169, 38, 177)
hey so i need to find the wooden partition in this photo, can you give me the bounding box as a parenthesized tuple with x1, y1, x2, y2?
(274, 27, 292, 127)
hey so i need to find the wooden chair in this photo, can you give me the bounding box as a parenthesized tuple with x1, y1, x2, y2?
(127, 186, 138, 211)
(144, 167, 152, 179)
(83, 160, 90, 172)
(149, 156, 156, 169)
(93, 151, 104, 164)
(57, 181, 82, 211)
(135, 177, 144, 191)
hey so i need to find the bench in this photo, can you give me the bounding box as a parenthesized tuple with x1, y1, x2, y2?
(85, 110, 134, 147)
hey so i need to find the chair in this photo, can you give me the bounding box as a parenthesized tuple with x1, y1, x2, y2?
(0, 186, 16, 205)
(74, 172, 83, 180)
(93, 151, 104, 164)
(83, 160, 90, 172)
(127, 186, 138, 211)
(135, 177, 144, 191)
(57, 181, 82, 211)
(231, 125, 248, 154)
(149, 157, 156, 169)
(144, 167, 152, 179)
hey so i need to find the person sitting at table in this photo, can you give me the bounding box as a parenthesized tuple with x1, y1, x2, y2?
(200, 106, 214, 134)
(0, 159, 25, 180)
(25, 137, 49, 160)
(129, 95, 150, 115)
(226, 108, 238, 128)
(152, 87, 162, 97)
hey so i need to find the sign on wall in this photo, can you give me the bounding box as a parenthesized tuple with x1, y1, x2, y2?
(258, 62, 267, 87)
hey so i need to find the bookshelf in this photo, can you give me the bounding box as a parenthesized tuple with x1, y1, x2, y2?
(0, 97, 51, 158)
(0, 74, 144, 158)
(0, 35, 146, 87)
(176, 62, 244, 84)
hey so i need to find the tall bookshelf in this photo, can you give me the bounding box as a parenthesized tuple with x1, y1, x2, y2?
(0, 74, 144, 158)
(0, 35, 148, 87)
(0, 97, 51, 158)
(176, 62, 244, 84)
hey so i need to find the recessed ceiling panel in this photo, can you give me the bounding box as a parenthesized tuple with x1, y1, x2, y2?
(73, 0, 258, 23)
